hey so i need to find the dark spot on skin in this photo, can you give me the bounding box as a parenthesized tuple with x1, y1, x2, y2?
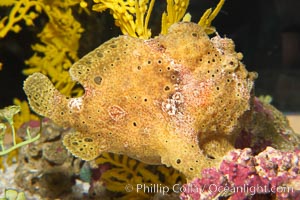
(192, 32, 198, 37)
(157, 60, 162, 64)
(137, 66, 141, 70)
(133, 122, 137, 127)
(84, 138, 93, 142)
(144, 98, 147, 102)
(110, 44, 117, 48)
(94, 76, 102, 85)
(97, 52, 103, 57)
(164, 86, 170, 91)
(176, 159, 181, 164)
(72, 142, 78, 145)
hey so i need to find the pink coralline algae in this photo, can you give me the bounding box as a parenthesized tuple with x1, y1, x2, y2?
(180, 147, 300, 200)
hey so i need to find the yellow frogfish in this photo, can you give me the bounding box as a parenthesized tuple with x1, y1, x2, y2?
(24, 22, 257, 179)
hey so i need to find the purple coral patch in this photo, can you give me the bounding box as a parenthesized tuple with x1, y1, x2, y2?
(180, 147, 300, 200)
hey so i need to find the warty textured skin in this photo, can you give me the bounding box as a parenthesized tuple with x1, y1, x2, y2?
(23, 22, 257, 179)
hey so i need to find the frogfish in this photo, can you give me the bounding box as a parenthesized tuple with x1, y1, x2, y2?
(23, 22, 257, 179)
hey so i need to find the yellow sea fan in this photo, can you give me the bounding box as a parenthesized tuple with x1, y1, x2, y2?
(198, 0, 225, 34)
(161, 0, 190, 34)
(93, 0, 155, 39)
(13, 98, 39, 130)
(0, 0, 42, 38)
(95, 153, 185, 199)
(0, 0, 15, 7)
(0, 0, 85, 97)
(22, 4, 85, 96)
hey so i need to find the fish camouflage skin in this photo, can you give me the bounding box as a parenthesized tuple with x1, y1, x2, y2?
(24, 22, 257, 179)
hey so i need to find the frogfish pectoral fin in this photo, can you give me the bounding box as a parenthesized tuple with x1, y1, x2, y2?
(63, 131, 107, 161)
